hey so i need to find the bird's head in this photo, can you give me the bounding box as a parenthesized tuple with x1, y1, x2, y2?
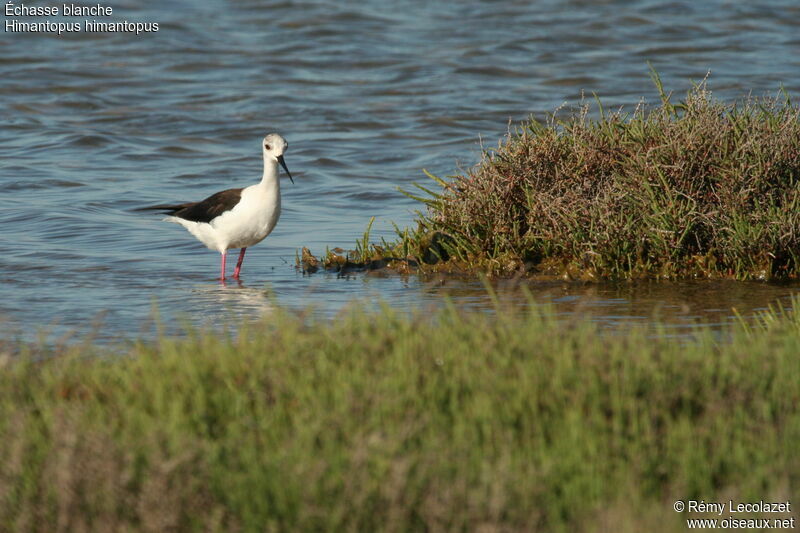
(262, 133, 293, 183)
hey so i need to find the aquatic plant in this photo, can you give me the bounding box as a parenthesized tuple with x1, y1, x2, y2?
(1, 301, 799, 531)
(407, 70, 800, 279)
(305, 71, 800, 280)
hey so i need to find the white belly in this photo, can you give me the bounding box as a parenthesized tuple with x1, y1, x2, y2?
(168, 183, 281, 253)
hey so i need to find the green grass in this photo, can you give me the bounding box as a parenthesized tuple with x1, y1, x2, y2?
(2, 300, 799, 532)
(305, 71, 800, 279)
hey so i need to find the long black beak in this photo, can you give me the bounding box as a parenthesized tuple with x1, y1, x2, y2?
(277, 155, 294, 184)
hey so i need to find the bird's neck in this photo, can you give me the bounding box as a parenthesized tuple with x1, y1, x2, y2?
(260, 157, 280, 189)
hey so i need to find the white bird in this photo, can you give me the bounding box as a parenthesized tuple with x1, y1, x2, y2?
(140, 133, 293, 280)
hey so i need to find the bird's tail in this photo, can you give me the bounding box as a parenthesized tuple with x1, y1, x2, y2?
(134, 203, 191, 215)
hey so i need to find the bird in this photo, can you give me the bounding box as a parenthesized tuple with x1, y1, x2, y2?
(139, 133, 293, 280)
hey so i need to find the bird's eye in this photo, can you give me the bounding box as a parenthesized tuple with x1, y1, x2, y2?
(265, 144, 271, 150)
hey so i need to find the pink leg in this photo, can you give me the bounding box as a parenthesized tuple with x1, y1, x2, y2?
(233, 247, 247, 279)
(220, 251, 227, 280)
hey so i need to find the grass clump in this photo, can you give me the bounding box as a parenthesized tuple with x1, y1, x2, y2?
(2, 302, 800, 532)
(355, 72, 800, 279)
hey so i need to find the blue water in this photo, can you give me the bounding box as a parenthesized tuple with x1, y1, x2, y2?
(2, 0, 800, 341)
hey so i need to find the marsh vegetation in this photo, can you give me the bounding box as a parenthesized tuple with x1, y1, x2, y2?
(2, 301, 799, 531)
(304, 73, 800, 280)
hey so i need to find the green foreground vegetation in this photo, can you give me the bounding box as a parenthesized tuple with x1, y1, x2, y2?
(2, 301, 799, 532)
(305, 72, 800, 280)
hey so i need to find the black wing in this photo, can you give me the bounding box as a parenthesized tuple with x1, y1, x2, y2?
(137, 188, 244, 223)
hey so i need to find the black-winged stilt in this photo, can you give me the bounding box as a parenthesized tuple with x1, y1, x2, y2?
(140, 133, 293, 280)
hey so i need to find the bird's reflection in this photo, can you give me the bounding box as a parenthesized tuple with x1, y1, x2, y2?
(189, 280, 277, 322)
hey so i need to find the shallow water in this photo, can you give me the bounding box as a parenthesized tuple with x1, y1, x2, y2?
(2, 1, 800, 341)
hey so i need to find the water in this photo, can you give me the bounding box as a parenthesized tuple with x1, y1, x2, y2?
(2, 0, 800, 341)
